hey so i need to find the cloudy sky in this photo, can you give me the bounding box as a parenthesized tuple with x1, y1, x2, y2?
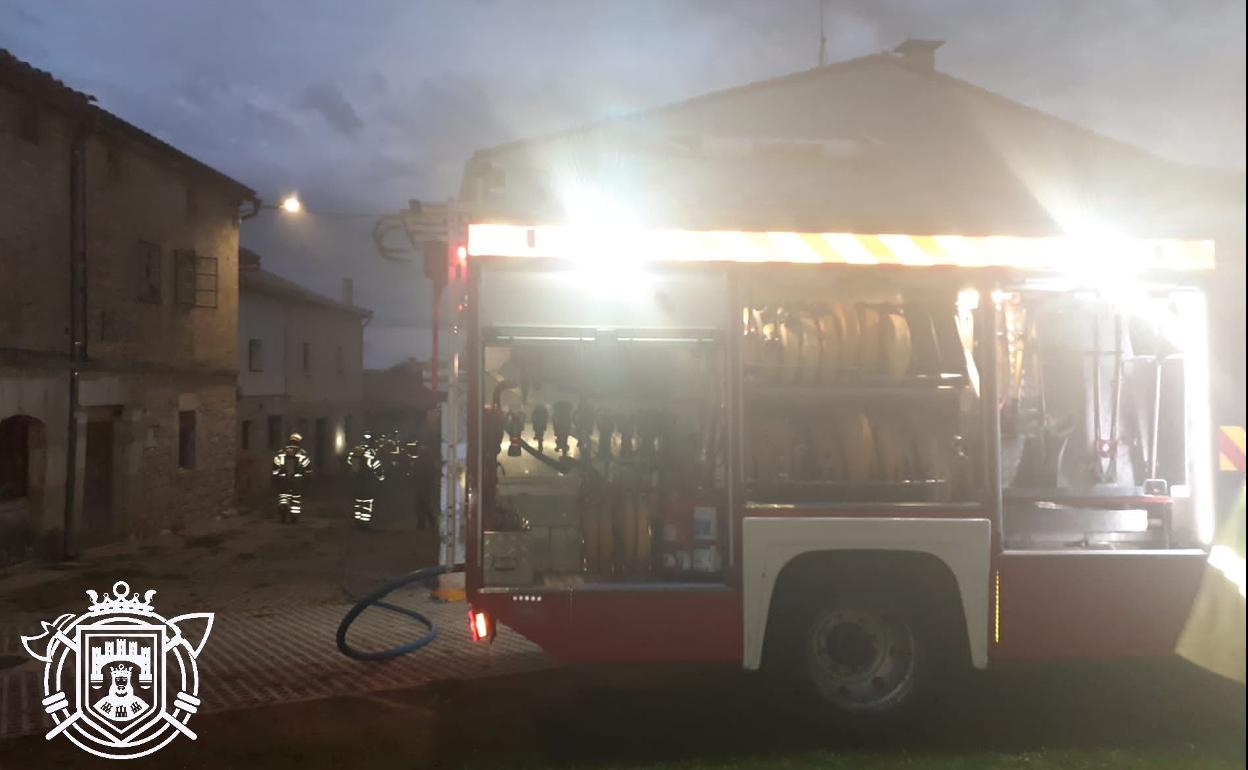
(2, 0, 1243, 366)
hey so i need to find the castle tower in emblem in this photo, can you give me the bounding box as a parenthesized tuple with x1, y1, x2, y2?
(19, 580, 214, 760)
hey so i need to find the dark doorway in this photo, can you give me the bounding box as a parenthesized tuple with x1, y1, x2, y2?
(1, 415, 44, 564)
(0, 416, 33, 502)
(84, 418, 115, 535)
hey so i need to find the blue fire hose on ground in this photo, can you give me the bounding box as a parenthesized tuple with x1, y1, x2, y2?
(335, 564, 455, 661)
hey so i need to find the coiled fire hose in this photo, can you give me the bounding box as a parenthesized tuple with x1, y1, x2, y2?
(335, 564, 460, 661)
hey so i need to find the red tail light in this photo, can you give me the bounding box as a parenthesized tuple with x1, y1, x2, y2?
(469, 609, 493, 642)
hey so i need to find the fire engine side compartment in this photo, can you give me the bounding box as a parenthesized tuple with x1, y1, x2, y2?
(993, 550, 1206, 660)
(474, 586, 742, 662)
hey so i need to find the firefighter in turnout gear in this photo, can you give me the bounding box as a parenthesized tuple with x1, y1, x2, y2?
(347, 432, 385, 525)
(377, 431, 405, 522)
(272, 432, 312, 523)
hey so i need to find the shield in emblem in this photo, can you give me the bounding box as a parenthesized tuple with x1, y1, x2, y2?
(76, 623, 164, 738)
(22, 580, 213, 759)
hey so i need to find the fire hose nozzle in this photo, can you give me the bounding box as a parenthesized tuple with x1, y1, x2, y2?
(506, 410, 526, 458)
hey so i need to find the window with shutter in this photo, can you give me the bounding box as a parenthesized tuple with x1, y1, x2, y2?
(175, 250, 196, 305)
(174, 251, 218, 308)
(137, 241, 162, 303)
(195, 256, 218, 308)
(248, 339, 263, 372)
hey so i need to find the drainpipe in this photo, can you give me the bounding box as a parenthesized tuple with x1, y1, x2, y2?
(63, 112, 92, 560)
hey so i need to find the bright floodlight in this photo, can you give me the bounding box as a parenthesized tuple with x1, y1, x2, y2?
(280, 195, 302, 214)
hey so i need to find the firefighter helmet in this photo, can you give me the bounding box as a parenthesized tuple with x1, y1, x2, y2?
(288, 432, 303, 444)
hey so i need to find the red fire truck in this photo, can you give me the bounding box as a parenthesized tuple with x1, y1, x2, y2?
(445, 216, 1217, 718)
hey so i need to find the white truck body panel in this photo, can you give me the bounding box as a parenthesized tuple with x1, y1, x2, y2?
(742, 516, 993, 670)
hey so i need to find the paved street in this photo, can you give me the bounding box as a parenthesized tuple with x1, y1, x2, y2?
(1, 499, 1244, 769)
(2, 478, 1240, 770)
(0, 495, 554, 741)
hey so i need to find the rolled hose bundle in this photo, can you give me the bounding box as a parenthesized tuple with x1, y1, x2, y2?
(336, 564, 458, 661)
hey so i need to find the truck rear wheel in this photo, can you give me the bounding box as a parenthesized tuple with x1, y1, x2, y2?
(795, 592, 934, 722)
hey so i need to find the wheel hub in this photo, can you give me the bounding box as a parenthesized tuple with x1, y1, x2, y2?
(808, 606, 917, 713)
(824, 620, 879, 674)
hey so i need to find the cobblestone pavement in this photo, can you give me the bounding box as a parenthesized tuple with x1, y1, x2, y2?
(0, 497, 556, 740)
(0, 591, 552, 740)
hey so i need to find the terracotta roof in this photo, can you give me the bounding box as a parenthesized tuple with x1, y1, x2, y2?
(0, 47, 93, 107)
(240, 258, 372, 319)
(1, 48, 255, 200)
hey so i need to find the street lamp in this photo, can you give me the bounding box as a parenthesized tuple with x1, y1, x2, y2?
(239, 193, 452, 396)
(240, 193, 304, 220)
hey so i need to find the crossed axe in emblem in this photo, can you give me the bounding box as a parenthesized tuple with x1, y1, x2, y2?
(22, 613, 213, 741)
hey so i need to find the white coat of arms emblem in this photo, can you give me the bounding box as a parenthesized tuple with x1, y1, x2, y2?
(20, 580, 213, 760)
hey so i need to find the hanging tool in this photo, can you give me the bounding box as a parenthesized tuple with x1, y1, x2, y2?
(505, 409, 525, 458)
(1090, 312, 1124, 484)
(637, 409, 660, 465)
(552, 401, 573, 459)
(573, 400, 595, 461)
(531, 403, 549, 454)
(596, 411, 616, 464)
(618, 412, 636, 461)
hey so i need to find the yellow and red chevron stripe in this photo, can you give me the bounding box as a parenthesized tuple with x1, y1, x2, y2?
(467, 224, 1215, 272)
(1219, 425, 1246, 472)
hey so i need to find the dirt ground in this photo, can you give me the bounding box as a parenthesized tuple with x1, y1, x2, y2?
(0, 483, 441, 625)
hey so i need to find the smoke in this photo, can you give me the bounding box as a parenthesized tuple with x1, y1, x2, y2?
(2, 0, 1240, 368)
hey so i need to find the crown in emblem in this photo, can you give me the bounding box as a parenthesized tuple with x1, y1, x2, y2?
(86, 581, 157, 614)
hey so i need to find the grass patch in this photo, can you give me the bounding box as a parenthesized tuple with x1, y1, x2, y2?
(582, 747, 1245, 770)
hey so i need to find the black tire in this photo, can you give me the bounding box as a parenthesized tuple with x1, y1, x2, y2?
(788, 590, 943, 728)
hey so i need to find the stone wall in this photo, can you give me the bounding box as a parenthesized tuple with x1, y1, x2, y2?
(76, 374, 237, 541)
(2, 75, 247, 555)
(83, 131, 240, 374)
(0, 83, 72, 353)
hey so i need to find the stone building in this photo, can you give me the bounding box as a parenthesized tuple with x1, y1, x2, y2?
(1, 50, 255, 560)
(236, 249, 371, 502)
